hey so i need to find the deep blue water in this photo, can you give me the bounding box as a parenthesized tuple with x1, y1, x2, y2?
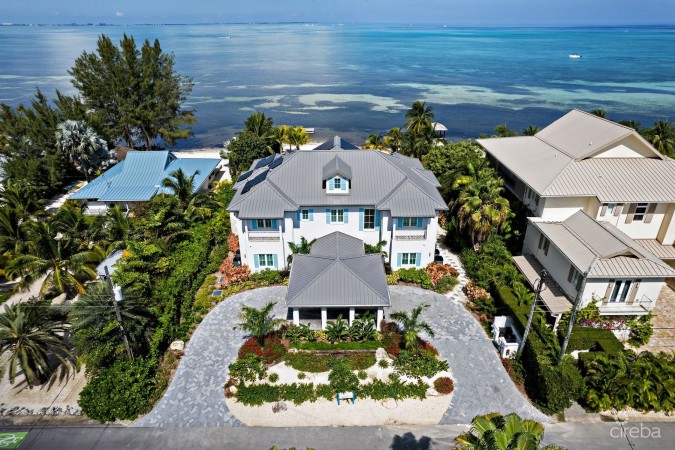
(1, 24, 674, 148)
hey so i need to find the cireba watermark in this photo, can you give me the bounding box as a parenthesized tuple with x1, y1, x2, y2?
(610, 423, 661, 439)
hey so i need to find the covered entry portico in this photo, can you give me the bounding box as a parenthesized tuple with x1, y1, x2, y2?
(285, 232, 391, 331)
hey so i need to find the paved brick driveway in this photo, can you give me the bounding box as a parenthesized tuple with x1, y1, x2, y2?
(134, 285, 547, 427)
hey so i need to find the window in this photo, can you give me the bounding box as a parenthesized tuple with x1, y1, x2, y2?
(567, 265, 583, 291)
(538, 234, 550, 256)
(402, 217, 419, 227)
(333, 177, 342, 190)
(258, 254, 275, 268)
(301, 209, 309, 220)
(633, 203, 648, 221)
(401, 253, 417, 265)
(330, 209, 344, 223)
(609, 280, 633, 303)
(256, 219, 273, 229)
(364, 209, 375, 229)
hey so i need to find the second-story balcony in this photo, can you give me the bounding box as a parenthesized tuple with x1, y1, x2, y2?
(248, 230, 280, 242)
(394, 229, 427, 241)
(599, 295, 654, 315)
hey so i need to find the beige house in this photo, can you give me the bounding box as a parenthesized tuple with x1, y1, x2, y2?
(479, 110, 675, 328)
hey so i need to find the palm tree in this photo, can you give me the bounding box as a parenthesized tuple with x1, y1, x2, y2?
(457, 175, 510, 246)
(363, 133, 386, 150)
(272, 126, 289, 153)
(0, 207, 28, 258)
(0, 300, 74, 387)
(454, 412, 563, 449)
(55, 120, 110, 182)
(405, 101, 434, 134)
(239, 301, 286, 346)
(512, 282, 534, 307)
(522, 125, 541, 136)
(494, 124, 518, 137)
(364, 240, 388, 257)
(385, 127, 404, 153)
(389, 303, 435, 350)
(91, 205, 131, 248)
(287, 237, 317, 264)
(619, 120, 641, 132)
(402, 126, 435, 159)
(161, 168, 200, 210)
(287, 126, 310, 150)
(590, 109, 606, 118)
(645, 119, 675, 157)
(243, 112, 276, 153)
(0, 181, 43, 219)
(6, 220, 103, 298)
(69, 283, 154, 367)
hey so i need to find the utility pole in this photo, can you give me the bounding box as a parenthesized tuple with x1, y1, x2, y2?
(104, 265, 133, 360)
(558, 271, 588, 365)
(517, 269, 547, 357)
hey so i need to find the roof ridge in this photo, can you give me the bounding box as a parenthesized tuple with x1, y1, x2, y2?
(286, 258, 341, 303)
(337, 257, 390, 303)
(571, 108, 637, 133)
(378, 178, 446, 211)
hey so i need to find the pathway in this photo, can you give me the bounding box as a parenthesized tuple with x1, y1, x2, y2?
(435, 229, 469, 303)
(638, 282, 675, 354)
(134, 285, 547, 427)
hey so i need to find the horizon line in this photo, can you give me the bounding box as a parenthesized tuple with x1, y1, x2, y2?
(2, 22, 675, 28)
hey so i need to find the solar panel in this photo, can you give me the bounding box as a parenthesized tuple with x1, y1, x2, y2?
(236, 169, 253, 183)
(241, 168, 269, 194)
(269, 154, 283, 170)
(254, 154, 275, 169)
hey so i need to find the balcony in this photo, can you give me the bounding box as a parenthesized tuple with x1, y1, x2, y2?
(248, 230, 280, 242)
(394, 229, 427, 241)
(599, 295, 654, 315)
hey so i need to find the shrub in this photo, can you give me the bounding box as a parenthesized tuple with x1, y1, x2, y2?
(292, 341, 380, 351)
(218, 258, 250, 285)
(328, 361, 359, 394)
(228, 232, 240, 254)
(297, 372, 306, 380)
(426, 263, 459, 286)
(628, 314, 653, 347)
(229, 354, 266, 383)
(501, 357, 525, 386)
(262, 337, 287, 364)
(348, 352, 376, 370)
(284, 351, 376, 372)
(382, 331, 402, 358)
(378, 359, 389, 369)
(250, 269, 284, 286)
(78, 359, 156, 423)
(394, 350, 449, 379)
(325, 315, 349, 343)
(388, 372, 400, 383)
(358, 378, 428, 401)
(566, 327, 623, 354)
(314, 329, 327, 341)
(357, 370, 368, 380)
(268, 372, 280, 383)
(464, 280, 491, 303)
(399, 268, 432, 289)
(238, 337, 263, 360)
(386, 271, 401, 285)
(433, 377, 454, 394)
(535, 359, 585, 415)
(434, 276, 459, 294)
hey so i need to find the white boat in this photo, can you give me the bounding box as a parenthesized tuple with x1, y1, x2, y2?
(569, 54, 582, 59)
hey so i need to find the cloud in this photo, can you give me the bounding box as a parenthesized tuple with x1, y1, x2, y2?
(115, 11, 124, 18)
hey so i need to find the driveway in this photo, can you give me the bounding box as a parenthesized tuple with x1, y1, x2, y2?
(134, 285, 547, 427)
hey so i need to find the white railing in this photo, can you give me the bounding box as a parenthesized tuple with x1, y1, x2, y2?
(394, 229, 427, 241)
(248, 230, 280, 242)
(600, 295, 654, 314)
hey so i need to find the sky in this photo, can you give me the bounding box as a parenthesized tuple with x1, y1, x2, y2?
(1, 0, 673, 26)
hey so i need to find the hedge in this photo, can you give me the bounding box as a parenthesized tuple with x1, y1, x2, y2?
(291, 341, 381, 351)
(566, 327, 624, 354)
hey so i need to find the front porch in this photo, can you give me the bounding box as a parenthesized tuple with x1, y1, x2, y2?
(288, 307, 384, 331)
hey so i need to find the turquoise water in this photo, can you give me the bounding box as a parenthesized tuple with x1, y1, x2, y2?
(1, 24, 674, 147)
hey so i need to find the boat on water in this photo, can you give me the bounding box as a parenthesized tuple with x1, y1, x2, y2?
(569, 54, 582, 59)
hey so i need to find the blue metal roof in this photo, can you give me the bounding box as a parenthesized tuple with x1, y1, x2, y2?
(71, 151, 221, 202)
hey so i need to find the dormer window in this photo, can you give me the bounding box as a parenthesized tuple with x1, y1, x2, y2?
(323, 155, 352, 194)
(333, 177, 342, 190)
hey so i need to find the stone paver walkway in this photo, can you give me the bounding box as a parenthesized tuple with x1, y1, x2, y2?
(638, 282, 675, 354)
(134, 285, 547, 427)
(435, 229, 469, 303)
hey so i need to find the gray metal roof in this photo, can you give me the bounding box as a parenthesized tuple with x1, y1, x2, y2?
(285, 232, 390, 308)
(314, 136, 360, 150)
(310, 231, 364, 257)
(322, 155, 353, 180)
(228, 149, 447, 218)
(478, 110, 674, 202)
(531, 211, 675, 278)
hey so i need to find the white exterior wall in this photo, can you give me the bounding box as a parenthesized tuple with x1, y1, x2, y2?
(539, 197, 594, 220)
(596, 202, 669, 240)
(390, 216, 438, 269)
(657, 204, 675, 245)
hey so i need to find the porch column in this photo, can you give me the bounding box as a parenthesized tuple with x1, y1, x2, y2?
(376, 308, 384, 331)
(552, 313, 562, 332)
(349, 307, 356, 326)
(321, 307, 328, 330)
(292, 308, 300, 326)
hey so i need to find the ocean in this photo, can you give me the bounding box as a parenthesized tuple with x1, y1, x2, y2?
(1, 24, 674, 148)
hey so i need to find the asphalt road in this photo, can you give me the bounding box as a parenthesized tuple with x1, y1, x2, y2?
(3, 422, 674, 449)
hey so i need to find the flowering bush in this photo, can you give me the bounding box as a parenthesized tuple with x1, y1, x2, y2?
(463, 280, 490, 302)
(382, 331, 402, 358)
(426, 263, 459, 286)
(228, 232, 240, 254)
(262, 337, 287, 364)
(238, 337, 263, 360)
(219, 258, 250, 285)
(433, 377, 454, 394)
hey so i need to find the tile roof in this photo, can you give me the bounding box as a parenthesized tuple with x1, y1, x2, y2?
(531, 211, 675, 278)
(228, 149, 447, 219)
(71, 151, 220, 202)
(478, 110, 675, 202)
(285, 232, 390, 308)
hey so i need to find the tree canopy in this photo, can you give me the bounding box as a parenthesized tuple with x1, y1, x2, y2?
(69, 34, 195, 149)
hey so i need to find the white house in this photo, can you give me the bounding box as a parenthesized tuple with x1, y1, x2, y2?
(478, 110, 675, 327)
(227, 137, 448, 273)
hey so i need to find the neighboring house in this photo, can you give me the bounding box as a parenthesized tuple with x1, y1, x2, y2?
(227, 137, 447, 273)
(70, 151, 222, 215)
(286, 231, 390, 330)
(478, 110, 675, 327)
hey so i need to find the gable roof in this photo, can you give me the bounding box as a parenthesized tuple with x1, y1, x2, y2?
(71, 151, 221, 202)
(228, 149, 447, 218)
(285, 232, 390, 308)
(478, 109, 674, 201)
(531, 210, 675, 278)
(314, 136, 360, 150)
(322, 155, 353, 180)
